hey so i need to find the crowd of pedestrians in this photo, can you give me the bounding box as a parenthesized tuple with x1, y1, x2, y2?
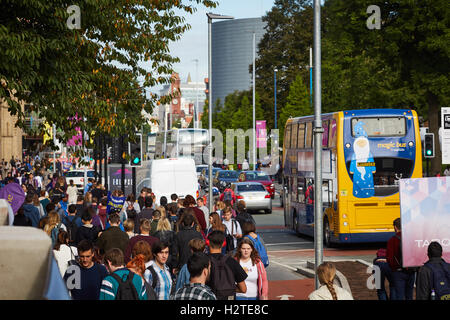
(3, 155, 448, 301)
(1, 155, 272, 300)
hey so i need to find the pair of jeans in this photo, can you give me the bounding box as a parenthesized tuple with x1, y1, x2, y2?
(391, 270, 415, 300)
(374, 261, 396, 300)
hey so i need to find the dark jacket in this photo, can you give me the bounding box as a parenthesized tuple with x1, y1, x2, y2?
(96, 226, 129, 254)
(134, 208, 153, 234)
(75, 224, 100, 246)
(387, 232, 402, 271)
(416, 257, 449, 300)
(172, 226, 204, 269)
(22, 203, 40, 227)
(235, 210, 256, 230)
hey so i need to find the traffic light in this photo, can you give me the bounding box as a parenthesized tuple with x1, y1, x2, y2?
(423, 133, 435, 158)
(129, 134, 142, 166)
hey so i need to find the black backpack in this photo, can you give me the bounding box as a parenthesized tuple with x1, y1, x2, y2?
(424, 261, 450, 300)
(63, 215, 79, 245)
(209, 254, 236, 299)
(110, 272, 140, 300)
(147, 265, 176, 296)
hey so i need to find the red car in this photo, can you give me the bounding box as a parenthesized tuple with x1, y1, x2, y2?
(243, 171, 275, 199)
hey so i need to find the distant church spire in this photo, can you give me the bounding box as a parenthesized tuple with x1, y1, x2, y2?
(187, 72, 192, 83)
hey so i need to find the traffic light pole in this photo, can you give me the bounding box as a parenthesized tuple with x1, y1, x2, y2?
(132, 166, 136, 197)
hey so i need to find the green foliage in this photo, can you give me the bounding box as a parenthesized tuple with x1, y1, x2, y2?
(279, 73, 310, 143)
(0, 0, 217, 155)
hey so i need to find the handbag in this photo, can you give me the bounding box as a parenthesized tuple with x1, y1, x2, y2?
(67, 245, 78, 267)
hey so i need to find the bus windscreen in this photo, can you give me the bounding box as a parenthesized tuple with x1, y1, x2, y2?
(351, 117, 406, 137)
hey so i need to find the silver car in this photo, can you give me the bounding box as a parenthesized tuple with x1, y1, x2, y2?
(235, 182, 272, 214)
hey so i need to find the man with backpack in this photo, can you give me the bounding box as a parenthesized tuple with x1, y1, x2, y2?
(387, 218, 415, 300)
(145, 241, 175, 300)
(62, 204, 83, 246)
(416, 241, 450, 300)
(220, 184, 236, 206)
(206, 230, 247, 300)
(100, 248, 147, 300)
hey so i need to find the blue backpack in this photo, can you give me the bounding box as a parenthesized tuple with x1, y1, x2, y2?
(245, 234, 269, 268)
(425, 261, 450, 300)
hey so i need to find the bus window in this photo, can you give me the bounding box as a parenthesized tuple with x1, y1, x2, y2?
(291, 123, 298, 150)
(322, 121, 329, 147)
(297, 123, 305, 149)
(322, 180, 333, 207)
(292, 177, 298, 202)
(306, 122, 313, 148)
(285, 124, 292, 149)
(329, 119, 337, 148)
(298, 177, 305, 203)
(351, 117, 406, 137)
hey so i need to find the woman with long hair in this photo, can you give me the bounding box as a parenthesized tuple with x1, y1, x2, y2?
(53, 230, 78, 277)
(308, 262, 353, 300)
(44, 210, 66, 246)
(234, 237, 268, 300)
(206, 212, 226, 236)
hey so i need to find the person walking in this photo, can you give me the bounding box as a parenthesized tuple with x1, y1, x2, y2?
(67, 179, 78, 205)
(372, 248, 396, 300)
(416, 241, 450, 300)
(387, 218, 415, 300)
(22, 193, 41, 227)
(175, 239, 206, 291)
(172, 212, 204, 273)
(63, 240, 108, 300)
(206, 230, 247, 300)
(53, 231, 78, 277)
(172, 252, 216, 300)
(134, 196, 154, 234)
(145, 241, 174, 300)
(99, 248, 148, 300)
(308, 262, 353, 300)
(124, 218, 159, 264)
(234, 237, 268, 300)
(96, 213, 129, 255)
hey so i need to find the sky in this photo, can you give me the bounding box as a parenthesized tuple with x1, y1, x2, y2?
(149, 0, 276, 94)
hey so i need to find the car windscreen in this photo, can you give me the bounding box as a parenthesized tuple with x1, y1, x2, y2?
(245, 172, 270, 181)
(237, 184, 266, 192)
(218, 171, 239, 179)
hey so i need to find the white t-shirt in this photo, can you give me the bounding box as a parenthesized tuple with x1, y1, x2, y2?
(53, 244, 78, 277)
(236, 259, 258, 298)
(223, 218, 241, 248)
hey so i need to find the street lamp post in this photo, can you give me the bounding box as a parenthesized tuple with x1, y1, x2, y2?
(274, 68, 278, 129)
(207, 12, 234, 212)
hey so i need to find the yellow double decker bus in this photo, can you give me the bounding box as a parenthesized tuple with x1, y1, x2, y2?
(281, 109, 422, 246)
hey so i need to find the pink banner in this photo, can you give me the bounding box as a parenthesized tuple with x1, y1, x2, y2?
(256, 120, 267, 148)
(399, 177, 450, 267)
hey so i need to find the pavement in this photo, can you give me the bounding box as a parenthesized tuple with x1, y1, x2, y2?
(267, 249, 379, 300)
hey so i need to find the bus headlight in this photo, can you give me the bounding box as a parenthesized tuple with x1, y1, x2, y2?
(408, 141, 414, 147)
(343, 222, 348, 226)
(345, 143, 351, 148)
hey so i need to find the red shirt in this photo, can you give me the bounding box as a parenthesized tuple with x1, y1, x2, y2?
(387, 232, 402, 271)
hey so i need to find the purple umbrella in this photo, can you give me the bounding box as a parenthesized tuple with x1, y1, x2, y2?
(0, 183, 26, 214)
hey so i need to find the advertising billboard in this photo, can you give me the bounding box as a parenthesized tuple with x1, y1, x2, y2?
(399, 177, 450, 267)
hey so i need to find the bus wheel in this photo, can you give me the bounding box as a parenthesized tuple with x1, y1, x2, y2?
(323, 219, 334, 248)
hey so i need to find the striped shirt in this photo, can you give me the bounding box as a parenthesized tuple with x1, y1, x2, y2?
(172, 283, 217, 300)
(144, 261, 173, 300)
(99, 268, 147, 300)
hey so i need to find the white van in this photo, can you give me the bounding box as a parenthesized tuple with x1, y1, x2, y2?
(146, 158, 199, 201)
